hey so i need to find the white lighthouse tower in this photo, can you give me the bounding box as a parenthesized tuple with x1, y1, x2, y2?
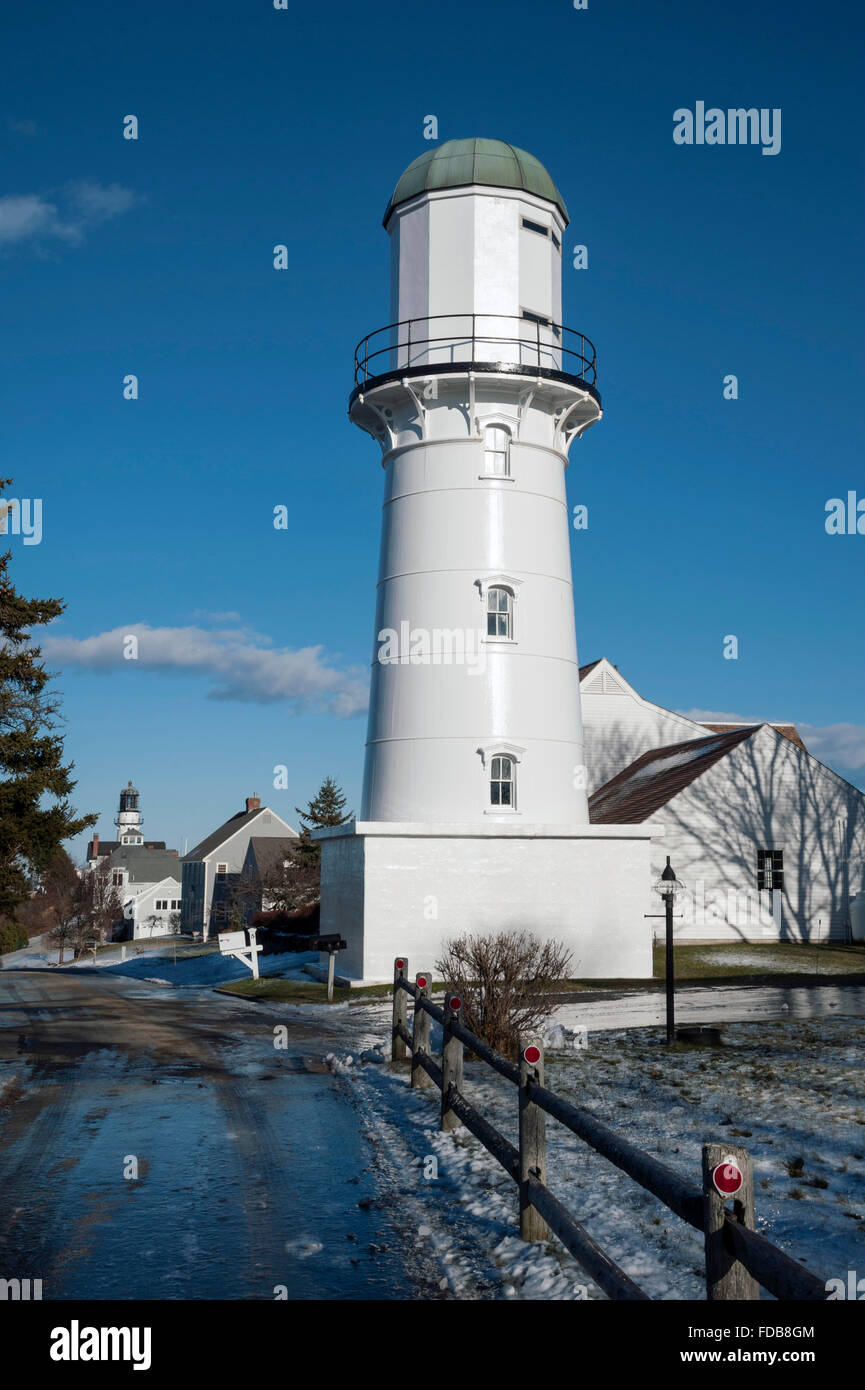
(317, 139, 656, 982)
(115, 780, 144, 845)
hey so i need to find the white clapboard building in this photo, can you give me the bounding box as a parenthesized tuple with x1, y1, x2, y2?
(581, 659, 865, 943)
(180, 797, 297, 940)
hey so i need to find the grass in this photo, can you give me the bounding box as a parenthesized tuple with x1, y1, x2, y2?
(216, 941, 865, 1006)
(549, 941, 865, 991)
(216, 976, 395, 1005)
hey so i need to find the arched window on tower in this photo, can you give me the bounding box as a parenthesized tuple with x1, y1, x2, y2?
(487, 585, 513, 639)
(483, 425, 511, 476)
(490, 755, 514, 808)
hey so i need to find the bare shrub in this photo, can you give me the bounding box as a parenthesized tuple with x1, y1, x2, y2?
(435, 929, 572, 1058)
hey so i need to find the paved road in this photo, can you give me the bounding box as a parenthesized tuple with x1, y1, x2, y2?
(0, 970, 443, 1301)
(550, 980, 865, 1032)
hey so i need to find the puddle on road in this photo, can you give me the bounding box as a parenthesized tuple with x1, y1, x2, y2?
(0, 1057, 431, 1300)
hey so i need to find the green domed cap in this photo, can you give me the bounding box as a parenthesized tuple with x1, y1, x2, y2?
(383, 138, 569, 226)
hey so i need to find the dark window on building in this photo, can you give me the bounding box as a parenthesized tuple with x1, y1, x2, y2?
(490, 756, 514, 807)
(522, 217, 549, 237)
(486, 586, 513, 639)
(521, 308, 559, 340)
(757, 849, 784, 891)
(551, 230, 561, 251)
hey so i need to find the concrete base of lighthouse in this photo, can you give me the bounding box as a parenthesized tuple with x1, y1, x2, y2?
(314, 821, 660, 985)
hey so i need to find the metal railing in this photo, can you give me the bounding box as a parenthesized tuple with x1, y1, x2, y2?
(391, 958, 829, 1302)
(353, 312, 598, 390)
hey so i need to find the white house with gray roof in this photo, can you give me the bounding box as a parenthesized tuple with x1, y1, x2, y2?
(582, 661, 865, 944)
(180, 797, 297, 938)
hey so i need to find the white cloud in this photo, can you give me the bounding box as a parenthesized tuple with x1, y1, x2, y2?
(678, 708, 865, 778)
(42, 623, 369, 719)
(0, 180, 140, 249)
(678, 707, 765, 725)
(66, 179, 139, 224)
(0, 195, 77, 246)
(797, 723, 865, 775)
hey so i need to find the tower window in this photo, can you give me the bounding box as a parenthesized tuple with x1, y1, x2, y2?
(521, 308, 560, 340)
(486, 586, 513, 639)
(490, 756, 514, 808)
(757, 849, 783, 892)
(483, 425, 510, 476)
(551, 231, 561, 251)
(522, 217, 549, 238)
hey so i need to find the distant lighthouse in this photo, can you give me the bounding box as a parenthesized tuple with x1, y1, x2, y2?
(115, 781, 143, 845)
(351, 138, 601, 824)
(317, 138, 654, 983)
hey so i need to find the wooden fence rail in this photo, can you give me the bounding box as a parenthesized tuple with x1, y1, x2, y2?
(391, 958, 828, 1302)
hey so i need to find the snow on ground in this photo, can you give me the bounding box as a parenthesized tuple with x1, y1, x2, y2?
(686, 948, 865, 972)
(323, 1004, 865, 1300)
(0, 935, 319, 989)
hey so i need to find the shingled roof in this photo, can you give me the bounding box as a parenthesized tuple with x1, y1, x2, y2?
(589, 726, 760, 824)
(182, 807, 268, 862)
(699, 722, 807, 753)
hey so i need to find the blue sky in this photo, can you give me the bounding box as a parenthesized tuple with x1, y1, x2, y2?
(2, 0, 862, 859)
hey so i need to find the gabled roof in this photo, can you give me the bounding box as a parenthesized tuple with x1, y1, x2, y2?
(589, 726, 760, 824)
(699, 722, 807, 753)
(245, 836, 298, 875)
(182, 806, 295, 863)
(579, 659, 602, 680)
(183, 808, 263, 862)
(108, 848, 182, 883)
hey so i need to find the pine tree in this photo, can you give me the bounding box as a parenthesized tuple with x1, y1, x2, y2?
(0, 482, 96, 922)
(294, 776, 352, 832)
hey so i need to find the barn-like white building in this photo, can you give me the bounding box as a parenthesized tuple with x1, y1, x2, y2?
(581, 659, 865, 944)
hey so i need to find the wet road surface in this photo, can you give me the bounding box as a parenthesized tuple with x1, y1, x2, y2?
(552, 980, 865, 1032)
(0, 970, 442, 1301)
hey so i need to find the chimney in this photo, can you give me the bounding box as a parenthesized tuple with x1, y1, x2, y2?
(246, 796, 261, 814)
(92, 833, 99, 857)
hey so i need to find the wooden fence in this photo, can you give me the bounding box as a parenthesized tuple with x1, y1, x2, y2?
(391, 959, 828, 1302)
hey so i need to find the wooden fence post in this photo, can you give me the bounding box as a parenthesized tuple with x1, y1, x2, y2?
(391, 957, 408, 1064)
(519, 1036, 548, 1242)
(411, 971, 433, 1089)
(441, 992, 464, 1131)
(702, 1143, 759, 1300)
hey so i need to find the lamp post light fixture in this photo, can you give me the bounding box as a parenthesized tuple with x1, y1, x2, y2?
(654, 856, 683, 1045)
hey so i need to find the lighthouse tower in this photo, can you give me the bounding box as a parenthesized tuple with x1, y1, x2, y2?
(317, 139, 655, 982)
(115, 781, 143, 845)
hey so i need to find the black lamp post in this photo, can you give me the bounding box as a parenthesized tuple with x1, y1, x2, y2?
(654, 856, 682, 1045)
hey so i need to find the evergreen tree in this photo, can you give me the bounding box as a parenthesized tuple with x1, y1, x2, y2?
(294, 776, 352, 832)
(0, 481, 95, 922)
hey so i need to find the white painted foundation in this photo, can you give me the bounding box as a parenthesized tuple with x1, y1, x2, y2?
(316, 821, 660, 984)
